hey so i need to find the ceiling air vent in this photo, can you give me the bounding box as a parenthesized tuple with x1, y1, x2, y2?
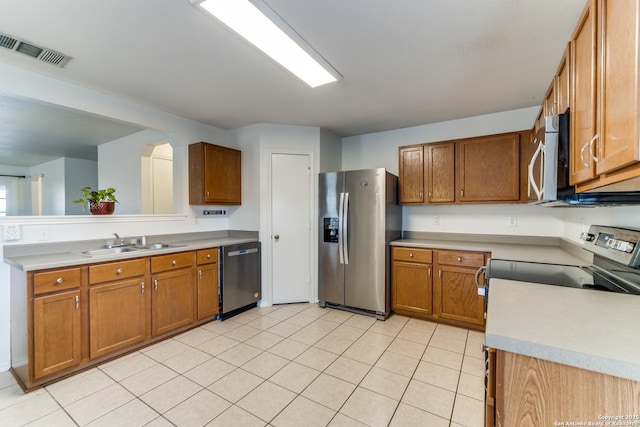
(0, 32, 71, 67)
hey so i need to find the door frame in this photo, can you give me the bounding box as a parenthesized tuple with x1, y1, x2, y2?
(260, 149, 317, 307)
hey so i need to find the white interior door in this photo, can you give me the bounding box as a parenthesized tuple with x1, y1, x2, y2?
(271, 153, 311, 304)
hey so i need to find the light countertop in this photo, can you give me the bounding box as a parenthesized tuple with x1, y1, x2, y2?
(4, 232, 258, 272)
(485, 278, 640, 382)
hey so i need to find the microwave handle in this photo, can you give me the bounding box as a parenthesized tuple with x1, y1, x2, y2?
(528, 141, 544, 201)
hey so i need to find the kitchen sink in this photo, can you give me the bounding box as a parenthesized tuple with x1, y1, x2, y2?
(135, 243, 185, 250)
(81, 247, 139, 257)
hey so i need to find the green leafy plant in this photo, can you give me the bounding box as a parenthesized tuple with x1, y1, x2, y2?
(73, 187, 119, 211)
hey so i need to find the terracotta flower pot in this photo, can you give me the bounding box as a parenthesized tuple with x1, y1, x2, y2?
(89, 201, 115, 215)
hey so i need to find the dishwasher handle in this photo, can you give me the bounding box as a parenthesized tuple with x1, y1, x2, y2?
(227, 248, 259, 257)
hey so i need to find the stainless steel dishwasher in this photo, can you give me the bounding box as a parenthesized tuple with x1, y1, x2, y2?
(220, 241, 261, 319)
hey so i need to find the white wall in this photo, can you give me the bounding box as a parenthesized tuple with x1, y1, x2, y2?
(64, 158, 98, 215)
(34, 158, 66, 216)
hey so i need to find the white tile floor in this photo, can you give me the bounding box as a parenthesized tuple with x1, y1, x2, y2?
(0, 303, 486, 427)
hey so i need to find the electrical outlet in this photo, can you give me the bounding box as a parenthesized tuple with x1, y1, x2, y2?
(508, 216, 517, 227)
(3, 224, 21, 241)
(34, 225, 51, 241)
(433, 215, 440, 225)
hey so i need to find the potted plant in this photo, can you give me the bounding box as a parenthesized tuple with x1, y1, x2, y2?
(73, 187, 119, 215)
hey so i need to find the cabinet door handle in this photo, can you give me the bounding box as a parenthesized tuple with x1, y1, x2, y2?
(428, 191, 432, 199)
(199, 270, 202, 280)
(75, 295, 79, 310)
(56, 277, 63, 284)
(428, 267, 431, 278)
(116, 268, 123, 274)
(439, 270, 442, 279)
(419, 191, 423, 200)
(154, 279, 158, 290)
(141, 282, 145, 293)
(460, 189, 464, 198)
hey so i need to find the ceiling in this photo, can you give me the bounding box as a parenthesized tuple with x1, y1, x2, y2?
(0, 0, 586, 165)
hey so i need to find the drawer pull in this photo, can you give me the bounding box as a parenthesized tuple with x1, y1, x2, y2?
(409, 252, 413, 258)
(457, 257, 463, 262)
(206, 254, 211, 259)
(116, 268, 123, 274)
(55, 277, 63, 284)
(172, 260, 177, 266)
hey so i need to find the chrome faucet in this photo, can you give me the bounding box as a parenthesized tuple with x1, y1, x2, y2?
(113, 233, 125, 246)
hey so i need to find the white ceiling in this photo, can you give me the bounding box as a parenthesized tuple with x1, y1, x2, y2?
(0, 0, 586, 165)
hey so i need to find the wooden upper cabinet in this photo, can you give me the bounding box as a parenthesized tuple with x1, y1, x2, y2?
(543, 81, 556, 117)
(398, 145, 424, 203)
(570, 0, 599, 186)
(189, 142, 241, 205)
(425, 142, 455, 203)
(595, 0, 640, 177)
(556, 43, 571, 114)
(457, 133, 521, 202)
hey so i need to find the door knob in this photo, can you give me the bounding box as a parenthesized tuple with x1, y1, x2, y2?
(274, 234, 280, 240)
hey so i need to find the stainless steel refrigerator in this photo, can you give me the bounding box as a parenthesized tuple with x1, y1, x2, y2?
(318, 168, 401, 319)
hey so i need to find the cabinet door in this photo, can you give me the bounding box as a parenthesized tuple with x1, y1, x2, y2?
(425, 142, 455, 203)
(570, 0, 599, 185)
(33, 290, 81, 379)
(152, 268, 195, 336)
(392, 261, 432, 316)
(543, 81, 556, 117)
(398, 145, 424, 203)
(556, 43, 571, 114)
(204, 143, 241, 205)
(457, 133, 521, 202)
(197, 264, 219, 320)
(434, 265, 484, 327)
(89, 279, 147, 359)
(596, 0, 640, 175)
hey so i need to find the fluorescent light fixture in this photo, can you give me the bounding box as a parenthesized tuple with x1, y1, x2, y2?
(191, 0, 341, 88)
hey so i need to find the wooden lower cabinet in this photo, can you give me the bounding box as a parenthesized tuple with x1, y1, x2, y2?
(196, 248, 219, 320)
(391, 246, 488, 330)
(89, 279, 147, 359)
(392, 247, 432, 316)
(33, 290, 82, 379)
(152, 268, 196, 336)
(492, 350, 640, 426)
(434, 250, 487, 328)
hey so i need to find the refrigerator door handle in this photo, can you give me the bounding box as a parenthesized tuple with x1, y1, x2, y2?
(343, 192, 349, 265)
(338, 192, 345, 265)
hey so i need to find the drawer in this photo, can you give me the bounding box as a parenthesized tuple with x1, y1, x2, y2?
(436, 250, 485, 268)
(33, 267, 82, 295)
(392, 247, 432, 263)
(151, 251, 195, 273)
(89, 259, 146, 285)
(196, 248, 218, 265)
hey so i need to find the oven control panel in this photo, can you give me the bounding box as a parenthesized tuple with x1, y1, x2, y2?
(583, 225, 640, 268)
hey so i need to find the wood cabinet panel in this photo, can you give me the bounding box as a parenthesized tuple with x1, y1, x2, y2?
(189, 142, 241, 205)
(89, 279, 147, 359)
(392, 261, 432, 316)
(434, 264, 485, 327)
(457, 133, 521, 202)
(197, 264, 219, 320)
(152, 268, 196, 336)
(196, 248, 218, 265)
(436, 250, 485, 268)
(425, 141, 455, 203)
(497, 351, 640, 426)
(596, 0, 640, 176)
(556, 43, 571, 114)
(398, 145, 424, 203)
(89, 259, 146, 285)
(392, 247, 432, 263)
(543, 81, 556, 117)
(33, 267, 81, 295)
(150, 251, 195, 273)
(33, 290, 81, 379)
(570, 0, 599, 185)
